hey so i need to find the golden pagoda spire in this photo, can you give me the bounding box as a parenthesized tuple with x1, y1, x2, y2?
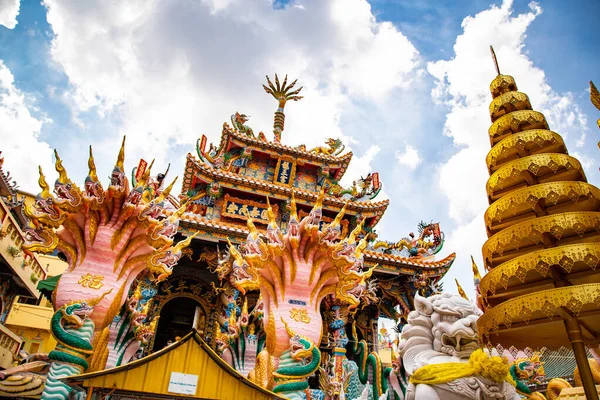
(477, 57, 600, 400)
(455, 279, 469, 300)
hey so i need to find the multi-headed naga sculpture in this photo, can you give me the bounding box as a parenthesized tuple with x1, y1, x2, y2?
(228, 191, 374, 397)
(21, 138, 195, 399)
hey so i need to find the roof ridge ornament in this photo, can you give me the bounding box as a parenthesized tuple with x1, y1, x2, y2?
(490, 45, 501, 75)
(263, 74, 303, 143)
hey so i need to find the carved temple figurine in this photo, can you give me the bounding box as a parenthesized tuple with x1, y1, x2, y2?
(228, 191, 374, 398)
(397, 293, 520, 400)
(373, 221, 444, 258)
(20, 138, 195, 399)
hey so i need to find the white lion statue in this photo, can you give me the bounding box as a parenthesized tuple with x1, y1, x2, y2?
(397, 293, 520, 400)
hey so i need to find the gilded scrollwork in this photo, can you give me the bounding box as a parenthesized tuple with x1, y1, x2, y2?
(482, 211, 600, 266)
(486, 153, 584, 196)
(489, 91, 531, 120)
(486, 129, 565, 171)
(489, 74, 517, 98)
(484, 181, 600, 229)
(488, 110, 548, 145)
(479, 243, 600, 299)
(477, 283, 600, 345)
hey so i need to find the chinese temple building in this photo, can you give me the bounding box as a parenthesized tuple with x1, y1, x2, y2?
(144, 93, 456, 354)
(0, 75, 458, 400)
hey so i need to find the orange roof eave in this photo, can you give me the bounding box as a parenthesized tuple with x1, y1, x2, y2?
(182, 154, 389, 219)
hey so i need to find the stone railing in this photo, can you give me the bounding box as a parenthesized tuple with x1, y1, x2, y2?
(0, 200, 47, 297)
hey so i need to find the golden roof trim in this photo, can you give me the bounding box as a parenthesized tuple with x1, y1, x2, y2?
(486, 153, 585, 197)
(486, 129, 565, 172)
(477, 283, 600, 348)
(363, 250, 456, 269)
(482, 211, 600, 266)
(488, 110, 548, 145)
(182, 154, 389, 213)
(479, 243, 600, 301)
(484, 181, 600, 231)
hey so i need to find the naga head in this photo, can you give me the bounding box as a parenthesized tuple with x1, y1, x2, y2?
(62, 294, 108, 327)
(148, 233, 198, 279)
(244, 218, 266, 260)
(304, 189, 324, 228)
(134, 318, 158, 344)
(514, 353, 545, 385)
(110, 137, 127, 192)
(265, 198, 284, 249)
(83, 146, 105, 204)
(228, 239, 260, 294)
(287, 192, 300, 245)
(150, 204, 185, 243)
(337, 266, 375, 309)
(321, 202, 347, 245)
(53, 150, 82, 210)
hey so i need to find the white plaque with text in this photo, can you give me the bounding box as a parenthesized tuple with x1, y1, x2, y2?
(168, 372, 198, 395)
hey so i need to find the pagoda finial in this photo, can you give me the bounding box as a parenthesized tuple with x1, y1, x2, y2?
(116, 136, 126, 171)
(455, 278, 469, 300)
(263, 74, 303, 143)
(490, 45, 501, 75)
(471, 255, 482, 284)
(88, 146, 98, 182)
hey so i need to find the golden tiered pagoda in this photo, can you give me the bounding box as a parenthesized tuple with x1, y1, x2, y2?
(476, 48, 600, 399)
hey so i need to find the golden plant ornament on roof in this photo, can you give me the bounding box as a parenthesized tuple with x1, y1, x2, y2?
(263, 74, 303, 143)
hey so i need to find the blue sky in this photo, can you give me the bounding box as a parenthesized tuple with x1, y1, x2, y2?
(1, 0, 598, 302)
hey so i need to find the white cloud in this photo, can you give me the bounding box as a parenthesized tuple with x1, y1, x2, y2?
(0, 60, 55, 192)
(0, 0, 19, 29)
(429, 0, 591, 293)
(394, 143, 422, 171)
(38, 0, 421, 191)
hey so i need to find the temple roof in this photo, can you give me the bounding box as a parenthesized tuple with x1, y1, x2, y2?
(178, 213, 451, 277)
(182, 154, 389, 223)
(220, 127, 354, 178)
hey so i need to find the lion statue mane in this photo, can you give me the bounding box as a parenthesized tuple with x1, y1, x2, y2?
(397, 293, 520, 400)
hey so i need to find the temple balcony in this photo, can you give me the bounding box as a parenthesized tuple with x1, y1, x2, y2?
(0, 199, 47, 298)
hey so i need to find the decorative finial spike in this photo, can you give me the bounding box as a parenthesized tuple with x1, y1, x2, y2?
(263, 74, 303, 142)
(88, 146, 98, 181)
(38, 166, 51, 198)
(490, 45, 501, 75)
(116, 136, 126, 171)
(471, 255, 482, 284)
(455, 279, 469, 300)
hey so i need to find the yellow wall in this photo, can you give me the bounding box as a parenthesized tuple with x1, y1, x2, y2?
(5, 327, 56, 354)
(38, 254, 68, 277)
(5, 299, 56, 354)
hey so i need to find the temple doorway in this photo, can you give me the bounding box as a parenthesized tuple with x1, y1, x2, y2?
(152, 297, 205, 351)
